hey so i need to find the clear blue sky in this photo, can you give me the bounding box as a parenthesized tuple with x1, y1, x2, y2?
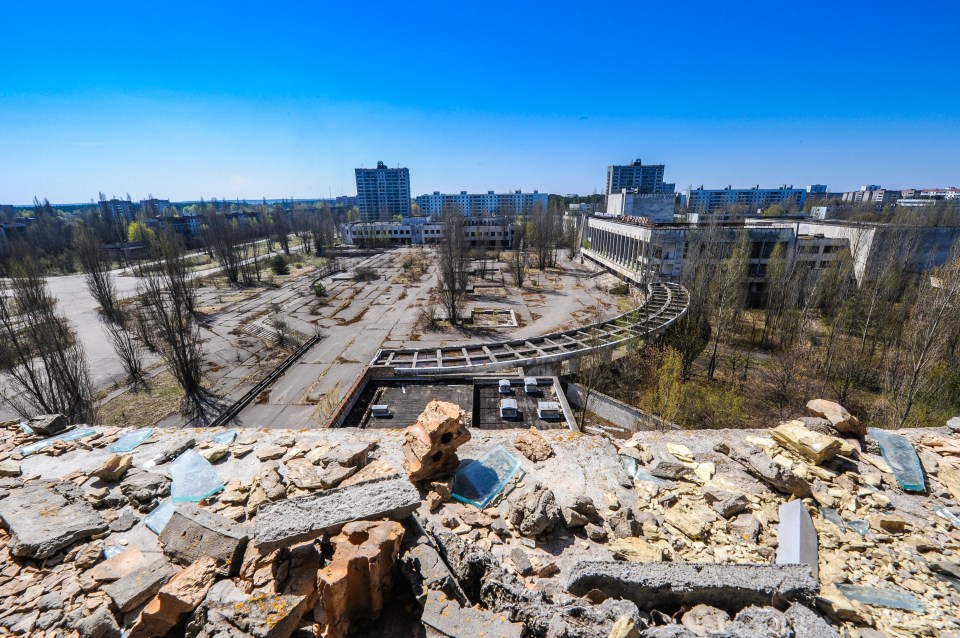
(1, 1, 958, 205)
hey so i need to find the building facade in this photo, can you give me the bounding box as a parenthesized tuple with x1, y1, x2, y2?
(606, 159, 674, 195)
(414, 190, 547, 218)
(342, 217, 515, 249)
(355, 161, 411, 222)
(605, 190, 676, 223)
(584, 216, 960, 295)
(680, 186, 807, 213)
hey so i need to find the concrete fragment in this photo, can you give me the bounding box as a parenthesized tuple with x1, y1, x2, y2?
(566, 561, 818, 609)
(402, 400, 471, 482)
(316, 520, 404, 638)
(948, 416, 960, 433)
(186, 578, 311, 638)
(806, 399, 864, 436)
(75, 607, 120, 638)
(104, 557, 180, 612)
(247, 460, 286, 516)
(506, 484, 560, 537)
(253, 474, 419, 549)
(401, 541, 462, 605)
(90, 454, 132, 482)
(609, 538, 665, 562)
(119, 469, 171, 512)
(159, 503, 249, 573)
(513, 427, 554, 462)
(772, 420, 844, 464)
(0, 459, 22, 477)
(0, 480, 107, 559)
(785, 603, 841, 638)
(680, 604, 729, 636)
(28, 413, 68, 435)
(284, 457, 326, 490)
(648, 450, 689, 480)
(777, 500, 819, 580)
(510, 547, 534, 575)
(869, 513, 908, 534)
(703, 486, 748, 519)
(422, 590, 523, 638)
(128, 555, 219, 638)
(719, 443, 812, 498)
(82, 547, 149, 589)
(338, 458, 397, 487)
(609, 616, 641, 638)
(726, 605, 791, 637)
(664, 506, 709, 540)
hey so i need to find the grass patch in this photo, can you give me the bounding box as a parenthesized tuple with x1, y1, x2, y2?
(98, 372, 184, 427)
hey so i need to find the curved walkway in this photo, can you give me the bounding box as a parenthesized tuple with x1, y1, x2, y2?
(370, 281, 689, 374)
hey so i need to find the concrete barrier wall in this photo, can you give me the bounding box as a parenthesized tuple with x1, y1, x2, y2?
(565, 382, 677, 432)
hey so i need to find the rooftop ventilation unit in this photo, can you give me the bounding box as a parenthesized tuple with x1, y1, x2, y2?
(498, 379, 512, 394)
(537, 401, 562, 420)
(500, 398, 519, 418)
(524, 377, 539, 394)
(371, 404, 392, 418)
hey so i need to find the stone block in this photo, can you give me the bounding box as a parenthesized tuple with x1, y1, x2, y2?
(90, 454, 133, 482)
(253, 474, 420, 549)
(74, 607, 120, 638)
(104, 557, 180, 612)
(805, 399, 864, 436)
(771, 421, 844, 465)
(128, 556, 219, 638)
(28, 413, 68, 435)
(566, 561, 818, 610)
(159, 503, 249, 574)
(0, 481, 107, 559)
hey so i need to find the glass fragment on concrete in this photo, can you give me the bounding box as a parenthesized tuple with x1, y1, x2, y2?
(452, 445, 521, 509)
(109, 428, 154, 453)
(211, 430, 238, 446)
(846, 520, 870, 536)
(19, 428, 98, 456)
(170, 449, 224, 503)
(836, 583, 925, 612)
(819, 506, 846, 531)
(868, 428, 926, 492)
(934, 506, 960, 528)
(145, 500, 175, 534)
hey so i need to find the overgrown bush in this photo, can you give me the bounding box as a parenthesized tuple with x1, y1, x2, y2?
(270, 255, 289, 276)
(312, 282, 326, 297)
(352, 266, 379, 282)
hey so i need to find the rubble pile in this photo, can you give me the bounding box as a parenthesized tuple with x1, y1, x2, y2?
(0, 398, 958, 638)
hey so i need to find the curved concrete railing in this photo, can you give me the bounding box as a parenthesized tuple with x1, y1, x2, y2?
(370, 281, 689, 374)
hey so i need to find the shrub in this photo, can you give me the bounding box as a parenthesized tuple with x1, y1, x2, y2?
(312, 282, 326, 297)
(270, 255, 289, 276)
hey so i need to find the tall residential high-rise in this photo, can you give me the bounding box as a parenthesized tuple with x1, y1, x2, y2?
(606, 159, 674, 195)
(355, 161, 411, 222)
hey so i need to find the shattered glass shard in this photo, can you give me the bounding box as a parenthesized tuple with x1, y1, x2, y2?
(109, 428, 154, 453)
(19, 428, 98, 456)
(619, 455, 674, 487)
(169, 449, 224, 503)
(934, 506, 960, 528)
(103, 545, 124, 559)
(846, 520, 870, 536)
(211, 430, 238, 446)
(452, 445, 521, 509)
(868, 428, 926, 492)
(836, 584, 925, 612)
(819, 506, 846, 531)
(144, 500, 175, 534)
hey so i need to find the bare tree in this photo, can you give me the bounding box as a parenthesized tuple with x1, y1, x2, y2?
(0, 256, 94, 422)
(706, 231, 750, 379)
(104, 315, 148, 390)
(74, 224, 120, 322)
(530, 204, 562, 270)
(436, 209, 470, 325)
(135, 231, 210, 419)
(509, 222, 527, 288)
(884, 252, 960, 428)
(202, 210, 246, 285)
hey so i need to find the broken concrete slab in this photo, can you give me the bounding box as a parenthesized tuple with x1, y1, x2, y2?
(648, 450, 690, 480)
(703, 486, 748, 519)
(159, 503, 248, 574)
(806, 399, 864, 436)
(104, 557, 180, 612)
(718, 443, 812, 498)
(0, 459, 22, 477)
(421, 590, 523, 638)
(785, 603, 841, 638)
(186, 578, 311, 638)
(506, 483, 560, 537)
(253, 474, 419, 549)
(90, 454, 133, 482)
(566, 561, 818, 610)
(0, 480, 107, 559)
(771, 421, 844, 465)
(777, 500, 819, 580)
(28, 413, 68, 436)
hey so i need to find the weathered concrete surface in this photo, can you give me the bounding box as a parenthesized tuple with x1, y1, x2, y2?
(160, 503, 249, 573)
(0, 481, 107, 559)
(253, 474, 420, 549)
(185, 579, 311, 638)
(785, 603, 841, 638)
(566, 561, 818, 611)
(421, 590, 523, 638)
(105, 557, 180, 612)
(402, 400, 471, 482)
